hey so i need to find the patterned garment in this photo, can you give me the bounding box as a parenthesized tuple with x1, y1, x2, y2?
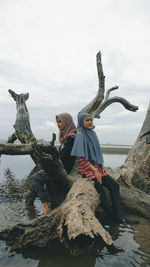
(77, 157, 105, 179)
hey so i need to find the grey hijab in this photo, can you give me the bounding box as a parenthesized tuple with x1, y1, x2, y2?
(71, 113, 104, 164)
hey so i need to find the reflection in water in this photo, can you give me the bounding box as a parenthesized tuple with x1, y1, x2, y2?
(3, 167, 24, 193)
(22, 246, 98, 267)
(0, 155, 35, 180)
(0, 155, 150, 266)
(0, 241, 38, 267)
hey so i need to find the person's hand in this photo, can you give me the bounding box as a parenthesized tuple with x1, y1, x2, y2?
(101, 164, 109, 175)
(94, 169, 102, 184)
(103, 168, 109, 175)
(42, 202, 50, 215)
(42, 207, 50, 215)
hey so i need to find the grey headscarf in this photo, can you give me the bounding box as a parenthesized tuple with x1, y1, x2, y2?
(71, 113, 104, 164)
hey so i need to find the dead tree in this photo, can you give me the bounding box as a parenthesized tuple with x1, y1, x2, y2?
(109, 101, 150, 217)
(0, 51, 149, 255)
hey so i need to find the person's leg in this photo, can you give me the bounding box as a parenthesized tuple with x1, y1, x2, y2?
(33, 171, 50, 214)
(26, 172, 43, 206)
(93, 178, 114, 216)
(26, 187, 37, 206)
(33, 182, 50, 213)
(102, 175, 139, 224)
(101, 175, 123, 221)
(26, 170, 50, 214)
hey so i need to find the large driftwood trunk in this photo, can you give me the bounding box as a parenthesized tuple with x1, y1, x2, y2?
(0, 179, 116, 255)
(0, 52, 149, 255)
(121, 102, 150, 194)
(109, 102, 150, 218)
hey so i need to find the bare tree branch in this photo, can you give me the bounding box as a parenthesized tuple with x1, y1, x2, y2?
(78, 52, 138, 121)
(105, 86, 119, 101)
(92, 97, 138, 119)
(0, 142, 52, 155)
(79, 51, 105, 115)
(7, 133, 17, 143)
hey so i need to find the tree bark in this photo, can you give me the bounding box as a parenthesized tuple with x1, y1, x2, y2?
(0, 142, 53, 155)
(111, 101, 150, 196)
(0, 179, 116, 255)
(7, 132, 17, 143)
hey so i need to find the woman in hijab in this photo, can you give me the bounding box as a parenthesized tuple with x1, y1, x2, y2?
(26, 113, 76, 214)
(71, 113, 138, 225)
(56, 112, 76, 173)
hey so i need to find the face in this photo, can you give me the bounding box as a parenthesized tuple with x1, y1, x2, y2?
(56, 119, 65, 131)
(83, 116, 93, 129)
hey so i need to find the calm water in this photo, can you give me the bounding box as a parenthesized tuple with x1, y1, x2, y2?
(0, 153, 150, 267)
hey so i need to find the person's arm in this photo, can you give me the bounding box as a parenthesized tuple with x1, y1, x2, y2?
(60, 137, 76, 173)
(60, 137, 74, 157)
(89, 164, 103, 184)
(78, 157, 102, 184)
(100, 163, 109, 175)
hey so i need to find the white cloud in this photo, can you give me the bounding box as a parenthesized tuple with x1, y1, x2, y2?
(0, 0, 150, 144)
(34, 120, 58, 141)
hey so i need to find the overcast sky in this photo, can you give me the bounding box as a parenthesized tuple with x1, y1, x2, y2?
(0, 0, 149, 145)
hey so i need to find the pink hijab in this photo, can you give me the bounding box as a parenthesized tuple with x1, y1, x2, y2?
(56, 113, 77, 144)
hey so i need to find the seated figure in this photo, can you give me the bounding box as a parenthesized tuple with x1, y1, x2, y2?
(26, 113, 76, 214)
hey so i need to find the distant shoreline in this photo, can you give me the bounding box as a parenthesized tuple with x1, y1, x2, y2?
(101, 146, 130, 154)
(101, 144, 132, 147)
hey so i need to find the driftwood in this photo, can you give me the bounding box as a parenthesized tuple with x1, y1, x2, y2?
(0, 142, 54, 155)
(0, 179, 115, 255)
(0, 51, 149, 255)
(79, 51, 138, 119)
(109, 101, 150, 218)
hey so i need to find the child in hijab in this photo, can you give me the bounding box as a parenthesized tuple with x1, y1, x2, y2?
(71, 113, 138, 225)
(26, 113, 76, 214)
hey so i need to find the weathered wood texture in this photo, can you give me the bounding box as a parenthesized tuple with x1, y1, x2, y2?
(8, 89, 37, 144)
(0, 142, 54, 155)
(58, 179, 113, 248)
(0, 179, 115, 255)
(110, 102, 150, 197)
(8, 89, 42, 165)
(7, 132, 17, 143)
(106, 102, 150, 219)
